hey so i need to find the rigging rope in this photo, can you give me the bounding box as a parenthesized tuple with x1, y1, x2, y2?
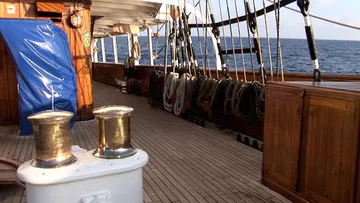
(192, 0, 206, 75)
(218, 0, 229, 68)
(163, 8, 180, 112)
(226, 0, 238, 80)
(262, 0, 274, 81)
(174, 73, 191, 116)
(233, 0, 247, 82)
(274, 0, 284, 81)
(248, 0, 267, 84)
(243, 0, 256, 80)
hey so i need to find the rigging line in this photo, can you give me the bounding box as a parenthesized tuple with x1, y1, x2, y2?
(277, 0, 284, 81)
(208, 0, 228, 79)
(267, 0, 360, 31)
(178, 5, 191, 75)
(183, 2, 199, 77)
(244, 0, 256, 80)
(233, 0, 247, 82)
(252, 0, 267, 85)
(226, 0, 238, 80)
(192, 0, 206, 75)
(218, 0, 230, 69)
(206, 0, 218, 79)
(164, 4, 169, 77)
(199, 0, 211, 78)
(140, 23, 165, 49)
(262, 0, 274, 81)
(274, 0, 280, 81)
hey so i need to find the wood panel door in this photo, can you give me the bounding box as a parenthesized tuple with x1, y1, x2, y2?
(263, 85, 304, 190)
(300, 93, 360, 203)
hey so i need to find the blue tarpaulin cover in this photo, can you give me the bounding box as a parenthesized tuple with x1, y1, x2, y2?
(0, 19, 77, 135)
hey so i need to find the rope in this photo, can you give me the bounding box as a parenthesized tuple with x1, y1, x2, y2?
(262, 0, 274, 81)
(274, 0, 284, 81)
(209, 80, 231, 121)
(163, 72, 179, 112)
(244, 0, 256, 80)
(251, 0, 267, 84)
(174, 73, 191, 116)
(254, 82, 265, 121)
(233, 81, 258, 121)
(226, 0, 238, 80)
(131, 41, 141, 61)
(192, 0, 206, 75)
(224, 80, 237, 115)
(231, 80, 246, 115)
(233, 0, 247, 81)
(218, 0, 229, 68)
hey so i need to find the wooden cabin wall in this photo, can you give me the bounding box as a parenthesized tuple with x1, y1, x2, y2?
(0, 0, 35, 125)
(61, 1, 93, 121)
(0, 37, 18, 126)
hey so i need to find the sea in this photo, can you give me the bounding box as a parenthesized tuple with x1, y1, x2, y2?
(96, 36, 360, 75)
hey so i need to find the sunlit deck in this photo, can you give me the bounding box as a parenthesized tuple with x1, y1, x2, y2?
(0, 81, 290, 203)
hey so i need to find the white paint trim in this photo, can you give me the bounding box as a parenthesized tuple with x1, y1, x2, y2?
(112, 36, 119, 63)
(101, 38, 106, 63)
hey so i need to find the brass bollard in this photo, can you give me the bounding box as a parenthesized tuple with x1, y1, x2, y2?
(28, 110, 77, 168)
(93, 105, 137, 159)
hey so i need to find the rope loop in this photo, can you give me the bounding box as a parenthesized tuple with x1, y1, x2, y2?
(297, 0, 310, 16)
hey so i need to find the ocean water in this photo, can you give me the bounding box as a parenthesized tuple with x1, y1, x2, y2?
(96, 36, 360, 75)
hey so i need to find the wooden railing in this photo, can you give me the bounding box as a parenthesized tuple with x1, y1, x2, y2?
(92, 62, 360, 141)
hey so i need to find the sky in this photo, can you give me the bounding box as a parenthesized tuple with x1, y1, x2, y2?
(147, 0, 360, 41)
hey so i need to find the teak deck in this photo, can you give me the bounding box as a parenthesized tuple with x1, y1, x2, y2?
(0, 81, 290, 203)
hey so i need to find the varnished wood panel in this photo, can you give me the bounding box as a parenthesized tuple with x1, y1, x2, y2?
(0, 0, 35, 18)
(63, 2, 93, 121)
(263, 85, 303, 191)
(0, 36, 19, 126)
(0, 81, 291, 203)
(92, 62, 124, 86)
(301, 94, 360, 203)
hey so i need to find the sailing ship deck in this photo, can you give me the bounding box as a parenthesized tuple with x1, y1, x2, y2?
(0, 81, 290, 203)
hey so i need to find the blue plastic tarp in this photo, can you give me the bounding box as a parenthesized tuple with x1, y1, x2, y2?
(0, 19, 77, 135)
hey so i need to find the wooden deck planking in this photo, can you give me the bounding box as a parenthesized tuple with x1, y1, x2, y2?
(0, 81, 290, 203)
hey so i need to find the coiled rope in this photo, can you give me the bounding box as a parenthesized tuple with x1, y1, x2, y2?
(132, 41, 141, 61)
(163, 72, 179, 112)
(174, 73, 191, 116)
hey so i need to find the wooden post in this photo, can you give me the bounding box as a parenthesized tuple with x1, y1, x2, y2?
(147, 27, 154, 66)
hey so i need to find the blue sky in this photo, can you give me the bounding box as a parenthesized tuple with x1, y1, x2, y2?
(149, 0, 360, 41)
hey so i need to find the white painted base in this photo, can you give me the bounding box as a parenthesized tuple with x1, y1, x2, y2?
(17, 146, 148, 203)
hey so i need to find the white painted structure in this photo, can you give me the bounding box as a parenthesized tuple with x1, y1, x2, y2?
(17, 146, 148, 203)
